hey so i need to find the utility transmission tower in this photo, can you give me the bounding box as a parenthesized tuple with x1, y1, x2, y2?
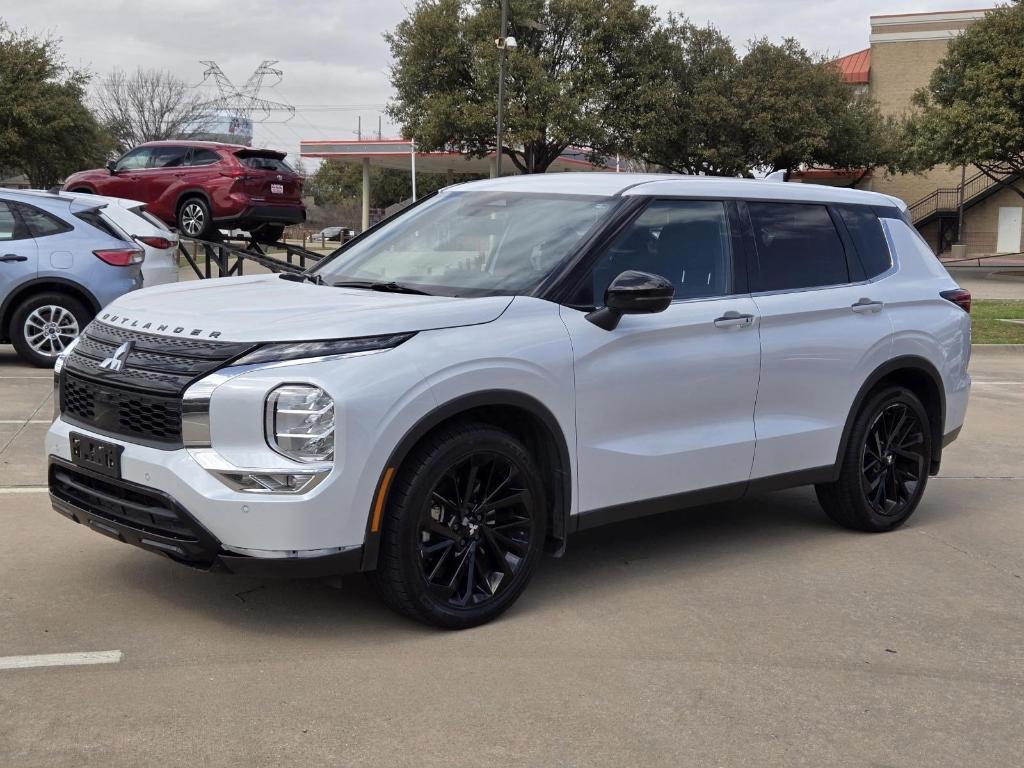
(193, 60, 295, 145)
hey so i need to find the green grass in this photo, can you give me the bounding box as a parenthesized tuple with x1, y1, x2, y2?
(971, 299, 1024, 344)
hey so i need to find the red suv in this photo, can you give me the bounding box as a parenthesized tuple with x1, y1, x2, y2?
(63, 141, 305, 244)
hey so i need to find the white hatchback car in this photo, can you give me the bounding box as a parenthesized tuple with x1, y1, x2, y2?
(57, 192, 179, 287)
(46, 174, 971, 628)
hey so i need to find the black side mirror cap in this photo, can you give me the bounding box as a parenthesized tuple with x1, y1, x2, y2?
(585, 270, 674, 331)
(106, 160, 118, 174)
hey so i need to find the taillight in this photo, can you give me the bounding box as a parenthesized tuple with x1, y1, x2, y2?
(94, 248, 144, 266)
(135, 236, 174, 250)
(940, 288, 971, 313)
(219, 168, 247, 178)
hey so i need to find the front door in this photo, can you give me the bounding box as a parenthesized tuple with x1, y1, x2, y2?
(561, 199, 761, 518)
(103, 147, 152, 199)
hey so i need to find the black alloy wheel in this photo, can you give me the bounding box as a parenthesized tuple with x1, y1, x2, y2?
(370, 422, 546, 629)
(860, 401, 927, 517)
(418, 452, 534, 608)
(815, 386, 933, 532)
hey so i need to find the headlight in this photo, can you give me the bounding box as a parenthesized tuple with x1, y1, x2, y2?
(236, 333, 414, 366)
(265, 385, 335, 463)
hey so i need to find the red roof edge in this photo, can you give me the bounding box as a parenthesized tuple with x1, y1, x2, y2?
(833, 48, 870, 84)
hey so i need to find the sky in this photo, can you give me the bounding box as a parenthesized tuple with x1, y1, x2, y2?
(0, 0, 997, 168)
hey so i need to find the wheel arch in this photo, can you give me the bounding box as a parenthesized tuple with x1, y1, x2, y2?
(836, 355, 946, 477)
(359, 389, 573, 571)
(174, 189, 213, 218)
(0, 278, 100, 341)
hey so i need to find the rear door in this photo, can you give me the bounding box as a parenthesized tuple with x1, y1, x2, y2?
(744, 201, 893, 481)
(0, 201, 39, 298)
(235, 150, 303, 204)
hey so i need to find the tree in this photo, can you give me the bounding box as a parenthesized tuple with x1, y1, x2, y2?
(94, 68, 211, 154)
(386, 0, 665, 173)
(899, 1, 1024, 200)
(305, 161, 462, 208)
(633, 28, 894, 179)
(0, 23, 111, 187)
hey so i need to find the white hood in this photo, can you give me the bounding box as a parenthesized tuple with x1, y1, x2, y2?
(99, 275, 513, 343)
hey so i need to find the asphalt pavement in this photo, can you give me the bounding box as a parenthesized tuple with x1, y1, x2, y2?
(0, 342, 1021, 767)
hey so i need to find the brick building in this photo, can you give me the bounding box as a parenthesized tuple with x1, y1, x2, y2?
(794, 8, 1023, 259)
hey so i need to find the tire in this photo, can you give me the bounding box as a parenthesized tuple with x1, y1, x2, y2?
(815, 386, 932, 532)
(10, 292, 92, 368)
(176, 196, 214, 240)
(369, 421, 547, 629)
(250, 224, 285, 245)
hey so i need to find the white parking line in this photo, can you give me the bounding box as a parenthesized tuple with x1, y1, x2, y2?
(0, 486, 48, 494)
(0, 650, 122, 671)
(0, 420, 51, 424)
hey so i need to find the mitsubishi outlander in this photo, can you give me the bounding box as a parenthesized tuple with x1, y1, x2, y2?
(46, 174, 971, 628)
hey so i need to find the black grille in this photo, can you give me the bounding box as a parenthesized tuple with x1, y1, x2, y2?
(50, 463, 203, 542)
(60, 322, 252, 447)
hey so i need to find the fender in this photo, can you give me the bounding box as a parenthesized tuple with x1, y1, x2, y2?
(173, 189, 213, 222)
(0, 277, 101, 339)
(833, 354, 946, 478)
(359, 389, 573, 571)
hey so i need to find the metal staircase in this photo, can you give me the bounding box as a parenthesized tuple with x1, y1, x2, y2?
(909, 169, 1016, 226)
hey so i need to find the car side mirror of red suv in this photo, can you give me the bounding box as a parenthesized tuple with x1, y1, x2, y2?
(106, 160, 118, 175)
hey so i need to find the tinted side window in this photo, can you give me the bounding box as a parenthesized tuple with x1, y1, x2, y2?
(15, 203, 71, 238)
(0, 202, 25, 241)
(149, 146, 189, 168)
(115, 148, 151, 171)
(747, 202, 849, 291)
(188, 149, 221, 166)
(837, 206, 892, 278)
(576, 200, 733, 306)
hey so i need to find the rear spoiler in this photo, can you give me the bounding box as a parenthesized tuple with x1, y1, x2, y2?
(68, 200, 108, 215)
(234, 148, 287, 160)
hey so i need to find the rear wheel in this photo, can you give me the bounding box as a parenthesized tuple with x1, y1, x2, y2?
(370, 422, 547, 629)
(176, 196, 214, 240)
(250, 224, 285, 245)
(10, 292, 91, 367)
(815, 386, 932, 532)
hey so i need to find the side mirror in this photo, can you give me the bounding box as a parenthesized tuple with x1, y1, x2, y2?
(106, 160, 118, 174)
(586, 270, 674, 331)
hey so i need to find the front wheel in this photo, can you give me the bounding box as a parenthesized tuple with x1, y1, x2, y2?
(370, 422, 547, 629)
(10, 292, 91, 367)
(816, 386, 932, 532)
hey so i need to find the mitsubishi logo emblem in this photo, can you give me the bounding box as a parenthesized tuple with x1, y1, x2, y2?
(98, 341, 133, 374)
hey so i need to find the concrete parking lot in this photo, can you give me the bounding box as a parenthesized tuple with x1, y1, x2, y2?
(1, 338, 1021, 766)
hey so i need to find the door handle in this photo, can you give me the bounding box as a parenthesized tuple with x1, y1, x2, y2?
(0, 254, 28, 263)
(713, 311, 755, 329)
(851, 297, 884, 314)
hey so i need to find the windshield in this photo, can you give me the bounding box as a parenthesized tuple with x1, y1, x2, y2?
(313, 191, 616, 296)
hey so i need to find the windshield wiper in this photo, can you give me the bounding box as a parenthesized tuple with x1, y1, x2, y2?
(331, 280, 432, 296)
(280, 272, 323, 285)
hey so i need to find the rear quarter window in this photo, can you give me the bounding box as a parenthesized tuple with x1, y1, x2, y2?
(130, 206, 172, 232)
(836, 206, 892, 279)
(75, 210, 128, 241)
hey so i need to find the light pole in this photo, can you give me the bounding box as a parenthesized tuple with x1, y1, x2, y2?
(494, 0, 517, 178)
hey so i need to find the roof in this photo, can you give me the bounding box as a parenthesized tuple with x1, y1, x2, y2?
(138, 139, 250, 150)
(834, 48, 870, 84)
(449, 173, 904, 209)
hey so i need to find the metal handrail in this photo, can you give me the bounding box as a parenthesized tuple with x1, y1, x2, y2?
(909, 169, 1010, 224)
(177, 237, 325, 280)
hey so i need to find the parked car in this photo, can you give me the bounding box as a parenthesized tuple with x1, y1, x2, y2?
(311, 226, 354, 243)
(46, 174, 970, 628)
(45, 191, 179, 287)
(62, 141, 306, 244)
(0, 189, 143, 366)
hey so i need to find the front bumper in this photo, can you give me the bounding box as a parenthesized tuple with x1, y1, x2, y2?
(48, 457, 362, 577)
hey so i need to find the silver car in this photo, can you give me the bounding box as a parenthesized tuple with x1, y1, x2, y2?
(0, 190, 143, 366)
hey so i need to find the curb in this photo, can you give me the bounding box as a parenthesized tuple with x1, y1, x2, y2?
(971, 344, 1024, 355)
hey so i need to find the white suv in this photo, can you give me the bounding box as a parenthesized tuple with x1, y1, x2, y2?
(46, 174, 971, 628)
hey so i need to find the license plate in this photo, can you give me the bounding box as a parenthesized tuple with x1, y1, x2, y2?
(69, 432, 123, 479)
(270, 183, 284, 194)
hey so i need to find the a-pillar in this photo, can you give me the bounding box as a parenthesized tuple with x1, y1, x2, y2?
(361, 157, 371, 232)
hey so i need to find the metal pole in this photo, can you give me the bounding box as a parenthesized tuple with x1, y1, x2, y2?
(956, 164, 966, 244)
(495, 0, 509, 178)
(378, 116, 382, 140)
(411, 138, 417, 202)
(361, 157, 370, 232)
(357, 116, 361, 141)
